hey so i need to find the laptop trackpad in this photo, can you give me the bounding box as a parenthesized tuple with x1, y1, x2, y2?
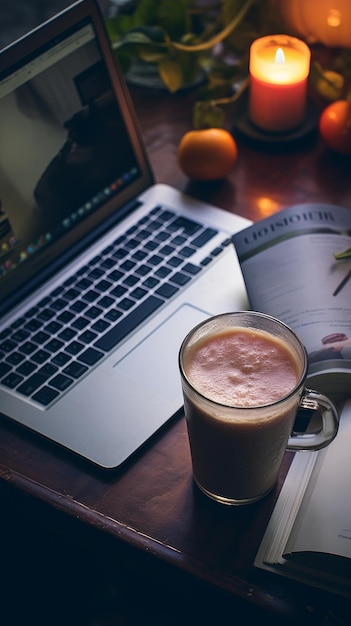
(113, 304, 210, 401)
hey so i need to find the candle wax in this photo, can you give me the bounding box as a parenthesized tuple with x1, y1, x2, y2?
(249, 76, 308, 133)
(249, 35, 311, 133)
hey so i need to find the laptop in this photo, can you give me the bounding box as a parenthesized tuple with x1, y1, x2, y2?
(0, 0, 250, 469)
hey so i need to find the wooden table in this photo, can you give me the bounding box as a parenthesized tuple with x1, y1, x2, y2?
(1, 84, 351, 626)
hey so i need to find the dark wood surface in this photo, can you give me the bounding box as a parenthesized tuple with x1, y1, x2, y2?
(1, 83, 351, 626)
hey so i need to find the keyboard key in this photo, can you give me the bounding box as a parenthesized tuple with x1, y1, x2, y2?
(154, 267, 172, 278)
(45, 338, 65, 353)
(82, 289, 100, 303)
(112, 248, 128, 260)
(183, 262, 202, 275)
(211, 246, 224, 257)
(11, 329, 30, 343)
(20, 341, 37, 355)
(65, 340, 85, 355)
(158, 245, 175, 256)
(6, 352, 24, 366)
(50, 373, 73, 391)
(0, 362, 12, 378)
(170, 272, 192, 286)
(120, 260, 136, 272)
(32, 386, 60, 406)
(10, 317, 26, 330)
(170, 216, 202, 235)
(0, 339, 17, 353)
(142, 277, 159, 288)
(63, 362, 88, 379)
(70, 300, 88, 313)
(32, 349, 51, 364)
(118, 298, 135, 311)
(94, 295, 164, 352)
(1, 372, 24, 389)
(167, 256, 183, 268)
(104, 309, 122, 322)
(85, 306, 103, 319)
(107, 269, 123, 282)
(110, 285, 128, 298)
(32, 330, 51, 344)
(135, 264, 152, 277)
(155, 283, 179, 299)
(78, 347, 104, 366)
(132, 250, 148, 261)
(18, 372, 50, 396)
(171, 235, 186, 246)
(122, 275, 139, 287)
(155, 231, 169, 242)
(101, 258, 115, 269)
(97, 295, 114, 308)
(144, 240, 158, 251)
(88, 267, 104, 280)
(71, 317, 90, 331)
(45, 321, 63, 333)
(16, 361, 37, 376)
(38, 308, 56, 321)
(130, 287, 147, 300)
(191, 228, 217, 247)
(58, 328, 77, 342)
(179, 246, 196, 258)
(51, 298, 68, 311)
(57, 310, 75, 323)
(76, 278, 93, 290)
(79, 330, 98, 343)
(65, 288, 80, 300)
(91, 319, 110, 333)
(95, 279, 112, 292)
(125, 237, 140, 250)
(51, 352, 71, 367)
(148, 254, 163, 266)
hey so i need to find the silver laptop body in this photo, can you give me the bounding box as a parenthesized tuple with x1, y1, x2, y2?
(0, 0, 250, 468)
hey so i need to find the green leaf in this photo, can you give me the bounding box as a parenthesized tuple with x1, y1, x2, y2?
(334, 247, 351, 261)
(128, 25, 168, 44)
(158, 59, 184, 93)
(106, 15, 135, 39)
(193, 102, 225, 129)
(157, 0, 189, 41)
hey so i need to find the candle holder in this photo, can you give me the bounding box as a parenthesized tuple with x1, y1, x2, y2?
(233, 97, 319, 150)
(233, 33, 317, 149)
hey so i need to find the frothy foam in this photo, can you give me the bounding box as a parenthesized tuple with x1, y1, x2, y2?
(184, 327, 300, 407)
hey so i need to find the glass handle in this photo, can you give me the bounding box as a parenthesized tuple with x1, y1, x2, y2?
(287, 388, 339, 451)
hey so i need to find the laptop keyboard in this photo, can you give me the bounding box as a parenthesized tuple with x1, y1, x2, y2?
(0, 205, 230, 407)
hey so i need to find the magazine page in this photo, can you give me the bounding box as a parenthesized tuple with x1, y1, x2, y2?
(233, 203, 351, 394)
(285, 400, 351, 560)
(254, 401, 351, 595)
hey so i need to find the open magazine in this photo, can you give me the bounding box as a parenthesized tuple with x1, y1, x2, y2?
(232, 203, 351, 396)
(254, 400, 351, 597)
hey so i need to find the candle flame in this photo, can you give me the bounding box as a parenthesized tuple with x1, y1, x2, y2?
(275, 48, 285, 64)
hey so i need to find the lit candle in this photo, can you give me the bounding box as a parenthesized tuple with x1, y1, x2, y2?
(249, 35, 311, 133)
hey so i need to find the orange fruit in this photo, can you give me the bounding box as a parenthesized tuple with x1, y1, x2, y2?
(177, 128, 238, 181)
(319, 100, 351, 155)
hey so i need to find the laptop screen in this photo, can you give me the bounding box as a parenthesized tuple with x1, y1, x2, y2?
(0, 8, 151, 314)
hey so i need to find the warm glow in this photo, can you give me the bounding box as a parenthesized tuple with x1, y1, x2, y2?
(256, 197, 280, 217)
(249, 35, 311, 132)
(327, 9, 342, 28)
(275, 48, 285, 64)
(249, 35, 311, 84)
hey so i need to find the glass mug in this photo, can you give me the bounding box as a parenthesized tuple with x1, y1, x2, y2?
(179, 311, 339, 506)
